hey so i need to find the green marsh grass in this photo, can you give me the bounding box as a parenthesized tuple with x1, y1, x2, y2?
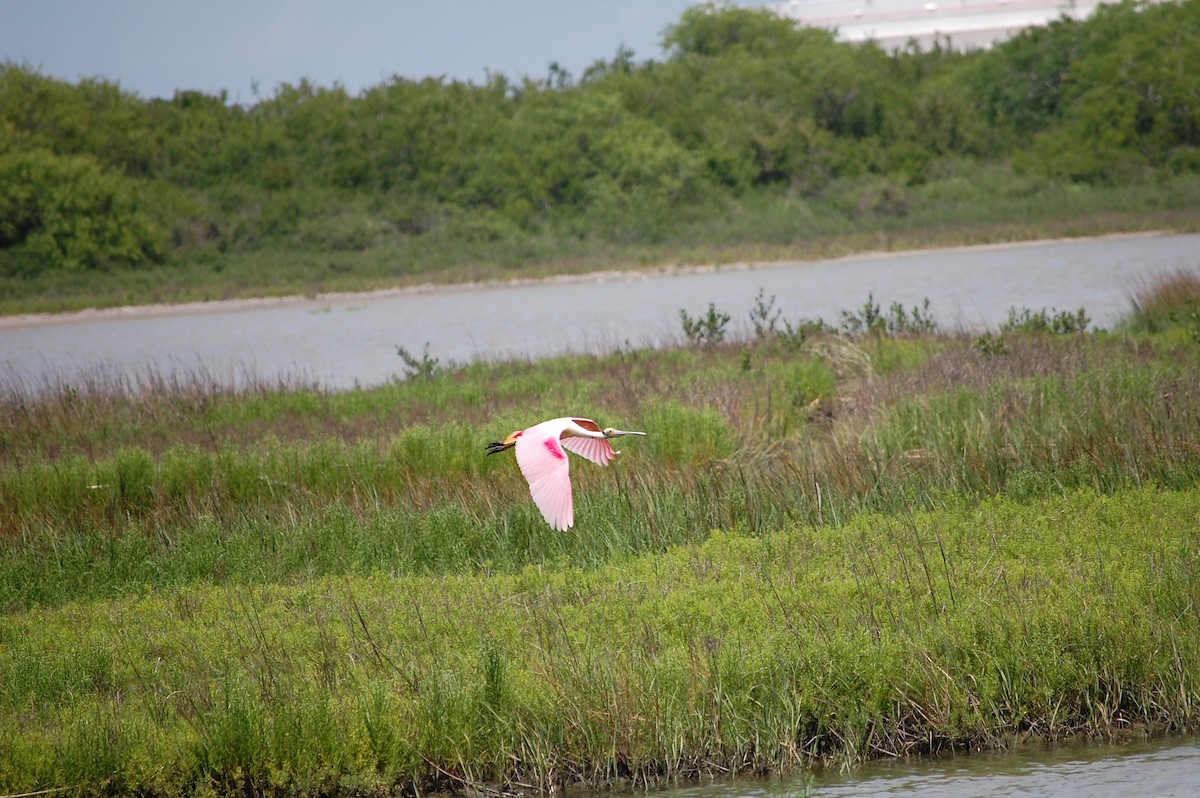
(3, 331, 1200, 609)
(1, 488, 1198, 795)
(2, 296, 1200, 794)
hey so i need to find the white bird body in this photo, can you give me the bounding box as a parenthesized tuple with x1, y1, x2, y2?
(486, 416, 646, 530)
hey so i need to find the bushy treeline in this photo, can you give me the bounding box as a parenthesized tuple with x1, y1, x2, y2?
(1, 0, 1198, 275)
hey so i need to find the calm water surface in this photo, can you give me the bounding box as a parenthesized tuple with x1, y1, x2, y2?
(642, 736, 1200, 798)
(2, 234, 1198, 391)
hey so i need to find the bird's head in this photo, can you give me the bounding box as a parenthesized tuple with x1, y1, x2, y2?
(485, 430, 521, 455)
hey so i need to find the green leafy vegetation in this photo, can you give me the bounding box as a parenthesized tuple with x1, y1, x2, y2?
(679, 302, 732, 346)
(1000, 306, 1091, 335)
(3, 0, 1200, 312)
(2, 282, 1200, 795)
(0, 148, 165, 273)
(395, 342, 454, 380)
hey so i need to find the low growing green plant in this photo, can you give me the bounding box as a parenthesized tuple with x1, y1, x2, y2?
(1000, 306, 1090, 334)
(749, 287, 783, 339)
(396, 342, 454, 380)
(679, 302, 731, 346)
(840, 293, 937, 337)
(975, 331, 1008, 357)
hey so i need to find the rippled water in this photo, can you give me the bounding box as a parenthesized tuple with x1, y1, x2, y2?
(807, 736, 1200, 797)
(2, 233, 1198, 391)
(639, 737, 1200, 798)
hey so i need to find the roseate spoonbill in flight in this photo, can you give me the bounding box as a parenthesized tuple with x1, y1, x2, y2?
(486, 417, 646, 531)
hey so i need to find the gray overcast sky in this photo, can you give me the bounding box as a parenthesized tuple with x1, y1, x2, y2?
(0, 1, 777, 102)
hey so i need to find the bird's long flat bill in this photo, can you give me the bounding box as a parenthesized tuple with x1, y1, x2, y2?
(603, 427, 646, 437)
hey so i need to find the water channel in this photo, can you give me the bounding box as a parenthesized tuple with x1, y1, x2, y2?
(2, 233, 1198, 392)
(637, 735, 1200, 798)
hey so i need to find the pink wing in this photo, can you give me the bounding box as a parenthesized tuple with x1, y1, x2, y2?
(515, 422, 575, 531)
(562, 435, 617, 465)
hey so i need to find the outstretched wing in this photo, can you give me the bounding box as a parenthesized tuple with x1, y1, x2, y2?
(562, 435, 617, 466)
(515, 423, 574, 531)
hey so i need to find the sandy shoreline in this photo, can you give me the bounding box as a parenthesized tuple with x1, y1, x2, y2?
(0, 231, 1170, 330)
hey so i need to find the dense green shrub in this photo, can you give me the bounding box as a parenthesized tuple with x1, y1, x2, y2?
(0, 148, 165, 273)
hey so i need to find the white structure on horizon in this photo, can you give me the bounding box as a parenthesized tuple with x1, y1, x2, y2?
(769, 0, 1116, 49)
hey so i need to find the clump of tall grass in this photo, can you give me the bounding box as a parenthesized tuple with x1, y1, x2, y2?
(1121, 268, 1200, 337)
